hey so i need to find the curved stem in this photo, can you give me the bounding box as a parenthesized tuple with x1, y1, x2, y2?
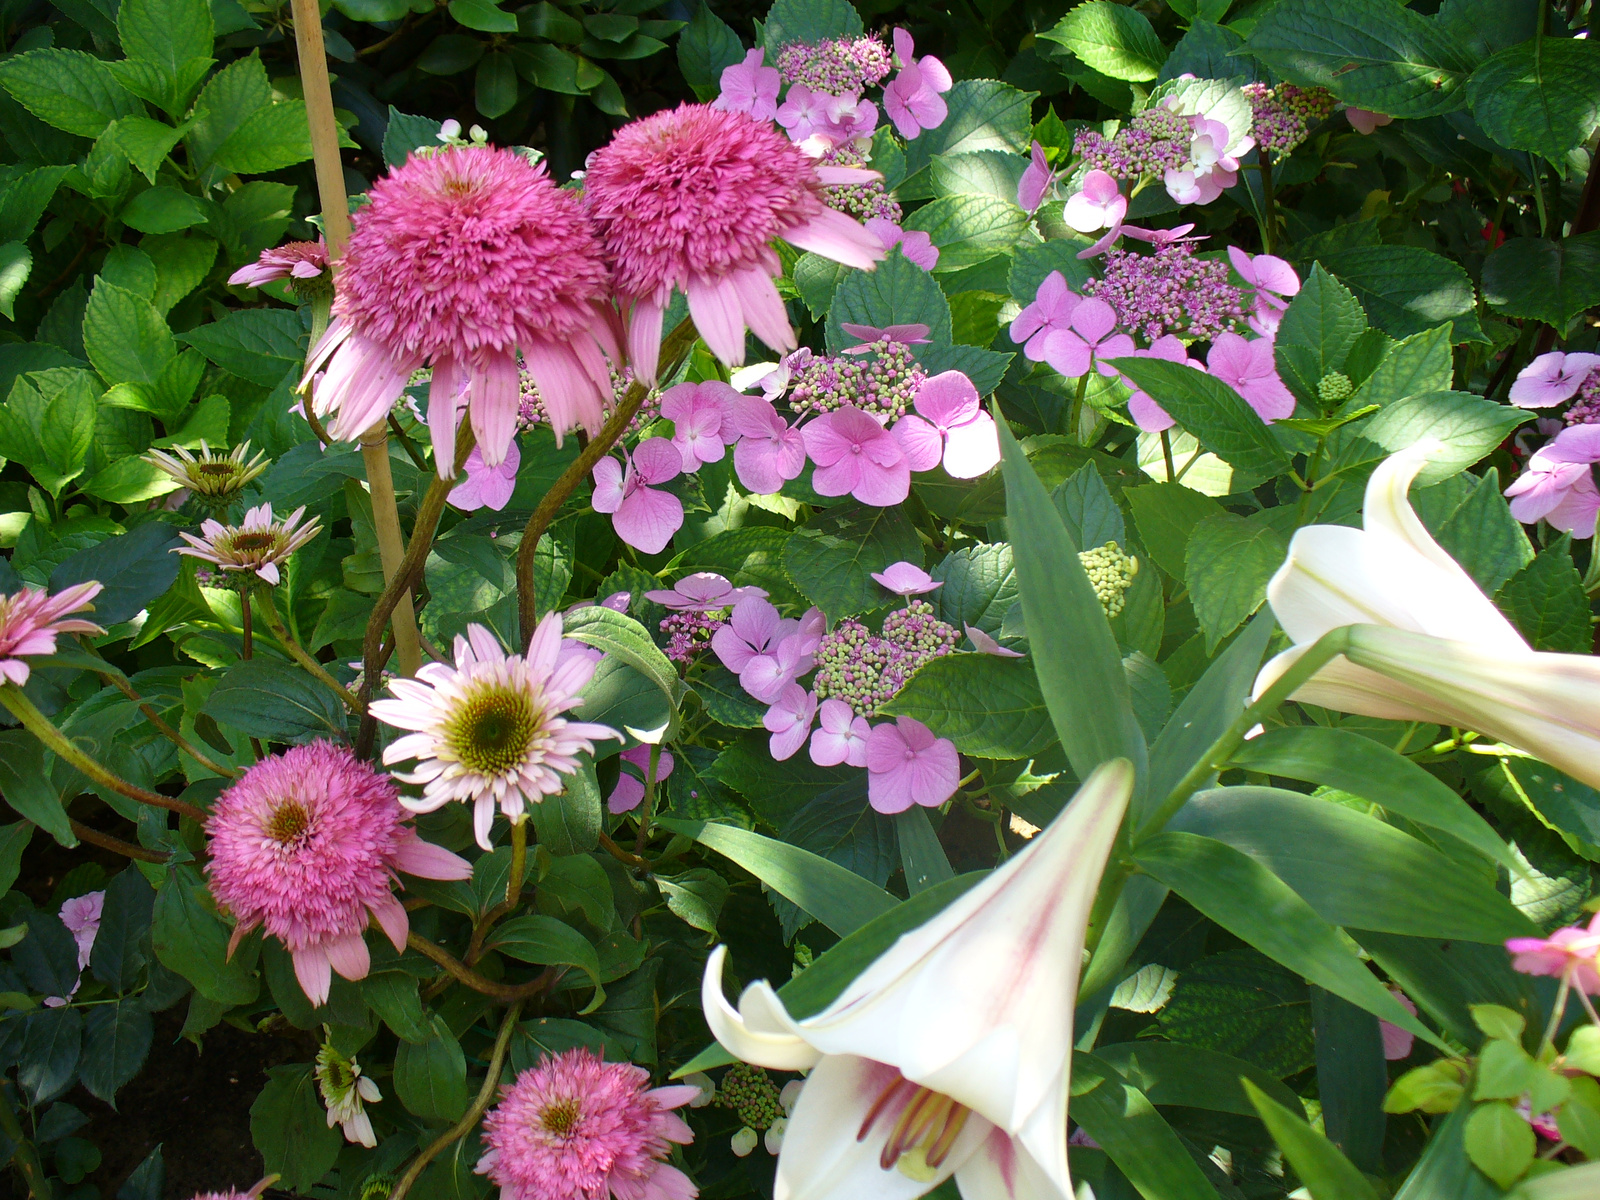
(634, 743, 662, 855)
(515, 318, 698, 649)
(81, 648, 237, 778)
(0, 686, 205, 822)
(389, 1000, 524, 1200)
(405, 931, 558, 1002)
(598, 830, 651, 871)
(466, 818, 528, 966)
(253, 589, 366, 715)
(69, 818, 168, 863)
(360, 428, 423, 679)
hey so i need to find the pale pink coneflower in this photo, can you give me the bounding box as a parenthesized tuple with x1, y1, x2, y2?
(228, 240, 329, 290)
(316, 1041, 382, 1147)
(174, 502, 322, 586)
(304, 146, 619, 476)
(582, 104, 885, 385)
(0, 582, 104, 686)
(477, 1048, 700, 1200)
(371, 617, 620, 850)
(190, 1178, 280, 1200)
(204, 741, 472, 1006)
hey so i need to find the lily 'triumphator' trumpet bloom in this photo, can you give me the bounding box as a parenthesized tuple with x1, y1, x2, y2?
(1255, 440, 1600, 790)
(701, 760, 1134, 1200)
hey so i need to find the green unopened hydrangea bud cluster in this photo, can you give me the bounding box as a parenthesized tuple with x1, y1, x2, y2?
(718, 1062, 784, 1130)
(1078, 542, 1138, 618)
(1317, 371, 1354, 404)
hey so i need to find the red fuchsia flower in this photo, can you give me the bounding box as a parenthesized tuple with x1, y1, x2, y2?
(175, 503, 322, 586)
(871, 561, 940, 597)
(1507, 913, 1600, 994)
(371, 617, 619, 850)
(1206, 332, 1296, 422)
(1042, 297, 1136, 380)
(965, 623, 1024, 658)
(764, 683, 817, 761)
(592, 437, 685, 555)
(810, 698, 872, 766)
(713, 48, 780, 123)
(582, 104, 885, 384)
(644, 572, 767, 612)
(1511, 351, 1600, 408)
(449, 441, 520, 513)
(1346, 107, 1393, 134)
(729, 396, 808, 494)
(1505, 424, 1600, 537)
(0, 581, 104, 686)
(660, 381, 739, 470)
(1017, 140, 1058, 212)
(607, 743, 676, 814)
(205, 741, 472, 1006)
(893, 370, 1001, 478)
(803, 406, 912, 506)
(306, 146, 618, 475)
(1122, 334, 1205, 433)
(477, 1048, 699, 1200)
(1009, 271, 1081, 363)
(864, 217, 939, 270)
(865, 715, 960, 814)
(882, 28, 952, 139)
(228, 240, 329, 289)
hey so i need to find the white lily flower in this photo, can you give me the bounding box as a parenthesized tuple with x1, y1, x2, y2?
(701, 760, 1134, 1200)
(1255, 441, 1600, 789)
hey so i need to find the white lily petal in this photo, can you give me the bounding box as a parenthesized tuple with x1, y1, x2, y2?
(703, 946, 821, 1071)
(954, 1123, 1067, 1200)
(1256, 643, 1449, 724)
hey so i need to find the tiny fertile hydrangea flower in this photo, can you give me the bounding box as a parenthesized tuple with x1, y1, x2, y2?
(1505, 424, 1600, 537)
(1010, 271, 1080, 362)
(871, 561, 940, 596)
(1244, 82, 1335, 160)
(205, 741, 472, 1005)
(728, 396, 808, 495)
(449, 441, 520, 513)
(1207, 332, 1296, 422)
(144, 440, 269, 508)
(582, 104, 884, 384)
(608, 743, 676, 814)
(660, 610, 726, 664)
(1017, 141, 1058, 212)
(478, 1048, 699, 1200)
(372, 617, 619, 851)
(1079, 542, 1140, 618)
(803, 406, 912, 506)
(865, 716, 960, 813)
(864, 217, 938, 270)
(660, 381, 739, 470)
(175, 503, 322, 586)
(1507, 912, 1600, 994)
(810, 698, 872, 766)
(1088, 243, 1246, 342)
(764, 683, 817, 761)
(712, 48, 780, 123)
(1510, 351, 1600, 408)
(0, 581, 104, 686)
(228, 240, 330, 298)
(1075, 107, 1193, 183)
(316, 1041, 382, 1147)
(1568, 371, 1600, 425)
(592, 438, 685, 556)
(882, 28, 952, 139)
(892, 369, 1002, 478)
(777, 35, 892, 94)
(644, 573, 766, 613)
(306, 146, 618, 474)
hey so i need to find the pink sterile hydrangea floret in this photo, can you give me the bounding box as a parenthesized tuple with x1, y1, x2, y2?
(1010, 271, 1081, 363)
(1122, 335, 1204, 433)
(741, 619, 819, 705)
(1042, 297, 1136, 380)
(1206, 332, 1295, 422)
(893, 369, 1001, 478)
(205, 741, 471, 1006)
(864, 217, 939, 270)
(802, 406, 912, 506)
(839, 322, 933, 352)
(592, 438, 685, 555)
(306, 146, 618, 474)
(644, 572, 766, 612)
(60, 891, 103, 969)
(1507, 912, 1600, 993)
(1017, 141, 1057, 212)
(870, 561, 940, 596)
(0, 581, 104, 686)
(228, 240, 328, 288)
(728, 397, 808, 494)
(711, 595, 786, 676)
(582, 104, 884, 383)
(712, 48, 780, 123)
(1346, 108, 1393, 135)
(865, 715, 960, 814)
(478, 1048, 699, 1200)
(607, 743, 676, 814)
(810, 697, 872, 766)
(764, 683, 817, 761)
(1064, 170, 1127, 235)
(1504, 424, 1600, 537)
(1510, 351, 1600, 408)
(882, 28, 952, 139)
(660, 381, 740, 470)
(966, 624, 1024, 658)
(1380, 990, 1418, 1060)
(449, 441, 521, 512)
(1227, 245, 1301, 331)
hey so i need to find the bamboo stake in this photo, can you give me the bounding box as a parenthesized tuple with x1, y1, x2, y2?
(290, 0, 423, 677)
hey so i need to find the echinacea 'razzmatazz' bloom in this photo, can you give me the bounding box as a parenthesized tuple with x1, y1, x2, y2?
(608, 743, 676, 814)
(174, 502, 322, 586)
(1255, 441, 1600, 793)
(316, 1041, 382, 1147)
(305, 146, 618, 474)
(592, 437, 685, 555)
(228, 240, 329, 290)
(1510, 351, 1600, 408)
(701, 760, 1134, 1200)
(582, 104, 884, 384)
(478, 1048, 699, 1200)
(865, 716, 960, 813)
(1505, 424, 1600, 537)
(449, 441, 521, 513)
(644, 572, 766, 613)
(0, 581, 104, 686)
(1507, 913, 1600, 995)
(205, 741, 472, 1006)
(143, 440, 269, 506)
(371, 617, 620, 850)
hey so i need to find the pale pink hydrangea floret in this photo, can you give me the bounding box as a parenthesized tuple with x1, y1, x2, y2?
(1043, 297, 1136, 380)
(205, 741, 471, 1006)
(893, 370, 1001, 478)
(865, 716, 960, 814)
(1017, 141, 1057, 212)
(644, 572, 766, 612)
(1228, 245, 1301, 333)
(965, 624, 1024, 658)
(305, 147, 618, 475)
(582, 105, 884, 384)
(810, 698, 872, 766)
(882, 28, 952, 139)
(713, 48, 780, 123)
(371, 616, 619, 850)
(1164, 117, 1252, 205)
(60, 891, 104, 969)
(608, 743, 676, 814)
(1009, 271, 1081, 363)
(1121, 334, 1205, 433)
(1510, 351, 1600, 408)
(1505, 424, 1600, 537)
(478, 1048, 699, 1200)
(228, 240, 328, 288)
(592, 438, 685, 555)
(729, 397, 808, 494)
(764, 683, 817, 761)
(660, 381, 740, 470)
(871, 561, 941, 596)
(839, 322, 932, 353)
(1063, 170, 1128, 258)
(863, 218, 939, 271)
(1346, 108, 1393, 135)
(1206, 332, 1296, 422)
(1379, 990, 1418, 1060)
(449, 441, 521, 512)
(779, 89, 877, 149)
(803, 406, 912, 506)
(0, 581, 104, 686)
(1507, 911, 1600, 994)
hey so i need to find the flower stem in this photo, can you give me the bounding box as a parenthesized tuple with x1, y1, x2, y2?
(388, 999, 524, 1200)
(515, 317, 699, 649)
(0, 686, 205, 822)
(406, 931, 557, 1002)
(634, 743, 663, 856)
(466, 818, 529, 965)
(253, 589, 366, 715)
(1134, 626, 1351, 843)
(1259, 156, 1279, 255)
(360, 427, 423, 679)
(79, 645, 238, 778)
(1159, 428, 1176, 481)
(288, 0, 352, 256)
(1068, 371, 1089, 443)
(1542, 973, 1572, 1054)
(240, 588, 253, 660)
(69, 818, 168, 863)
